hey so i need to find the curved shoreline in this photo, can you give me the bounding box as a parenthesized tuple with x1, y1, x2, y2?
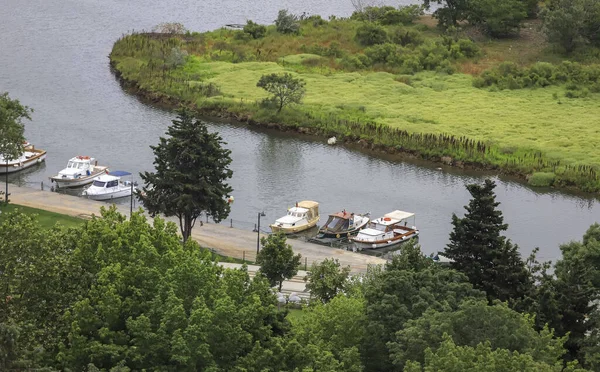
(109, 58, 598, 195)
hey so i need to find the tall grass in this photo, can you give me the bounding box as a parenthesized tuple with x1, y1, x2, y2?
(110, 32, 600, 192)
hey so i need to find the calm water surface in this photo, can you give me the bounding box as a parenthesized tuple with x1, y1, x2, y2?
(1, 0, 598, 260)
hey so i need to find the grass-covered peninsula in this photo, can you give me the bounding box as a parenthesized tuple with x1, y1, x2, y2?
(109, 8, 600, 192)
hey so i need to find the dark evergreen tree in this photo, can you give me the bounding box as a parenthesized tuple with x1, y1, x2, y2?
(445, 179, 531, 304)
(139, 109, 233, 242)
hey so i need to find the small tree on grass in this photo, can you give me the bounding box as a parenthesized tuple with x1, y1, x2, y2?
(257, 233, 301, 292)
(243, 20, 267, 39)
(275, 9, 300, 34)
(139, 109, 233, 243)
(257, 73, 306, 113)
(444, 179, 531, 304)
(304, 258, 351, 303)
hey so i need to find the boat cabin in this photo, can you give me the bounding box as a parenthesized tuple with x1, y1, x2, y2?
(322, 210, 355, 232)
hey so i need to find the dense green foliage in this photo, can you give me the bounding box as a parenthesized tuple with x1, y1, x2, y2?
(139, 110, 233, 242)
(467, 0, 527, 37)
(540, 0, 600, 53)
(3, 198, 600, 371)
(0, 92, 32, 162)
(256, 233, 302, 291)
(445, 179, 531, 304)
(304, 258, 351, 303)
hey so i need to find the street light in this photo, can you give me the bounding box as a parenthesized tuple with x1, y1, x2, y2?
(255, 211, 266, 254)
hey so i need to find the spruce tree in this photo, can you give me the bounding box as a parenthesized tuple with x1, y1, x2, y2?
(445, 179, 530, 303)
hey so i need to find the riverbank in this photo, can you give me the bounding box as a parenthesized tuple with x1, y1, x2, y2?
(7, 184, 386, 273)
(109, 15, 600, 193)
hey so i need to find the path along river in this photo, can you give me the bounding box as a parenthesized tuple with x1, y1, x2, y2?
(1, 0, 599, 261)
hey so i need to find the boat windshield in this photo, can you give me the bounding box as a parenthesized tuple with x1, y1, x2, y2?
(368, 222, 387, 231)
(287, 211, 303, 218)
(67, 161, 75, 168)
(92, 180, 106, 187)
(325, 217, 346, 231)
(106, 180, 118, 188)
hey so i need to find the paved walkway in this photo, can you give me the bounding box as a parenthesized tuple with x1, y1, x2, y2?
(9, 184, 386, 274)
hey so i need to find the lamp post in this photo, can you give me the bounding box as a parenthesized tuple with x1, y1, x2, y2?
(5, 159, 8, 204)
(256, 211, 266, 254)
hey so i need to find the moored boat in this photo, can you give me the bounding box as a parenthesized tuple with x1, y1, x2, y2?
(50, 156, 109, 188)
(0, 142, 46, 174)
(314, 210, 370, 240)
(82, 171, 136, 201)
(270, 200, 320, 234)
(351, 210, 419, 250)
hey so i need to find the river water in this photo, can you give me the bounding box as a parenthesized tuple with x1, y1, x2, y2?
(1, 0, 598, 261)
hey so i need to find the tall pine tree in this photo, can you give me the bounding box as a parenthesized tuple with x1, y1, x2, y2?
(445, 179, 531, 303)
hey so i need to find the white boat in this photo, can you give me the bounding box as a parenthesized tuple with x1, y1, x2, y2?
(82, 171, 136, 201)
(0, 142, 46, 174)
(49, 156, 109, 188)
(270, 200, 320, 234)
(351, 210, 419, 250)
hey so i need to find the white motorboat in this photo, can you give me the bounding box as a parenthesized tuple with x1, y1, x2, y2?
(0, 142, 46, 174)
(351, 210, 419, 250)
(270, 200, 320, 234)
(82, 171, 136, 201)
(50, 156, 109, 188)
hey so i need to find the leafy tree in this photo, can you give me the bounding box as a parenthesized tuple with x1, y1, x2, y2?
(405, 334, 588, 372)
(540, 0, 589, 53)
(256, 73, 306, 113)
(243, 20, 267, 39)
(361, 242, 484, 371)
(275, 9, 300, 34)
(139, 109, 233, 243)
(467, 0, 527, 37)
(0, 92, 32, 169)
(256, 233, 301, 292)
(354, 23, 388, 46)
(286, 295, 366, 371)
(304, 259, 351, 303)
(389, 299, 567, 369)
(422, 0, 471, 28)
(444, 179, 531, 304)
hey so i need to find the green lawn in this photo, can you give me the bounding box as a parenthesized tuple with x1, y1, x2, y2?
(286, 307, 306, 321)
(0, 204, 84, 229)
(197, 60, 600, 167)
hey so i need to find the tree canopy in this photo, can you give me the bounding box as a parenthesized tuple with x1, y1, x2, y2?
(256, 233, 302, 292)
(257, 73, 306, 113)
(304, 258, 351, 303)
(444, 179, 531, 304)
(0, 92, 32, 161)
(139, 109, 233, 242)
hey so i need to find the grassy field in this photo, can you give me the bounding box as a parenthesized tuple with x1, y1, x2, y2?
(194, 61, 599, 166)
(109, 14, 600, 191)
(0, 204, 84, 229)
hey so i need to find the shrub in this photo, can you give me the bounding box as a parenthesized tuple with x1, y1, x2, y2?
(456, 39, 481, 58)
(355, 23, 388, 46)
(467, 0, 527, 38)
(364, 43, 397, 64)
(396, 5, 425, 24)
(350, 6, 396, 22)
(243, 20, 267, 39)
(275, 9, 300, 34)
(166, 47, 188, 68)
(528, 172, 556, 187)
(304, 14, 327, 27)
(340, 55, 368, 70)
(152, 22, 187, 34)
(327, 41, 345, 57)
(391, 28, 424, 46)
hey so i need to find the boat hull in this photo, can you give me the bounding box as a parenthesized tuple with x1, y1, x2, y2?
(270, 218, 319, 234)
(50, 167, 108, 188)
(352, 230, 419, 250)
(0, 152, 46, 174)
(85, 188, 132, 201)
